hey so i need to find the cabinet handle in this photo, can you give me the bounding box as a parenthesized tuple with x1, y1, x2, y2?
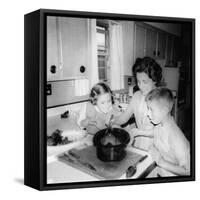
(157, 51, 160, 56)
(80, 66, 86, 73)
(50, 65, 56, 74)
(153, 50, 156, 56)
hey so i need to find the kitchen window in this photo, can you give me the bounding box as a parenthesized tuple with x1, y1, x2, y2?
(96, 21, 110, 84)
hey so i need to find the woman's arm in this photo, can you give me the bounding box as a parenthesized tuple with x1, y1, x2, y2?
(113, 98, 135, 126)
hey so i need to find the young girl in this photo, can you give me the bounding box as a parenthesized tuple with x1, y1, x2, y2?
(80, 82, 119, 135)
(113, 57, 163, 150)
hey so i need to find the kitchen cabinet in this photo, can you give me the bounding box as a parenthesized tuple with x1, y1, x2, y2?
(165, 34, 173, 65)
(134, 23, 146, 60)
(157, 32, 167, 59)
(47, 17, 61, 81)
(146, 27, 167, 59)
(47, 17, 89, 81)
(59, 17, 89, 79)
(165, 35, 181, 67)
(172, 36, 181, 65)
(134, 22, 173, 62)
(146, 28, 157, 58)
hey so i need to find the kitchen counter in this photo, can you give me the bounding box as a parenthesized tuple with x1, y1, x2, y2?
(47, 135, 156, 184)
(47, 103, 157, 184)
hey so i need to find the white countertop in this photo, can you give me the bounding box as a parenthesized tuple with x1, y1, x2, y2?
(47, 135, 156, 184)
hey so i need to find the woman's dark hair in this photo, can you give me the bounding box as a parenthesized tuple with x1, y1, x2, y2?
(89, 82, 114, 105)
(132, 57, 162, 86)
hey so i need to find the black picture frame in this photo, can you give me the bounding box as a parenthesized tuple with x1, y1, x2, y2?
(24, 9, 195, 191)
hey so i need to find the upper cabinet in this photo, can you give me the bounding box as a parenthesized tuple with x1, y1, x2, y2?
(47, 17, 61, 81)
(59, 17, 89, 79)
(157, 32, 167, 59)
(146, 28, 157, 58)
(166, 35, 181, 66)
(134, 23, 146, 59)
(134, 22, 179, 66)
(47, 17, 89, 81)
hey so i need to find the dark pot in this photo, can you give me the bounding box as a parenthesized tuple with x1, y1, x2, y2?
(93, 128, 130, 162)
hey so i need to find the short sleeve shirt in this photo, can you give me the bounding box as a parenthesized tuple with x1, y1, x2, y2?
(153, 117, 190, 174)
(85, 102, 120, 133)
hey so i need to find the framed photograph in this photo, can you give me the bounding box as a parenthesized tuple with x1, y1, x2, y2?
(24, 9, 195, 190)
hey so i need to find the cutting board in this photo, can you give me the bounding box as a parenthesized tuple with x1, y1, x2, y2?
(58, 146, 144, 180)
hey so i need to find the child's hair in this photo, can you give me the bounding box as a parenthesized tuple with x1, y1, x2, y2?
(89, 82, 114, 105)
(145, 87, 174, 112)
(132, 57, 163, 86)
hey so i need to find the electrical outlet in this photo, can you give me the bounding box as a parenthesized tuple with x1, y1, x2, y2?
(46, 84, 52, 95)
(128, 77, 132, 85)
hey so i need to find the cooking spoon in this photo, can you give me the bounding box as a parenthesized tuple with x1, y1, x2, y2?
(105, 114, 114, 136)
(126, 155, 148, 178)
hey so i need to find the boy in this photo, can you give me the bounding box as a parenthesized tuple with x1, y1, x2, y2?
(137, 87, 190, 176)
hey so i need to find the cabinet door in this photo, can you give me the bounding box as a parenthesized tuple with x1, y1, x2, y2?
(47, 17, 61, 81)
(59, 17, 89, 79)
(157, 32, 167, 59)
(146, 28, 157, 58)
(134, 24, 146, 60)
(166, 35, 176, 66)
(172, 37, 181, 64)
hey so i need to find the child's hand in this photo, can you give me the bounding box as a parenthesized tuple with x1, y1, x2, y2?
(105, 114, 115, 127)
(86, 121, 100, 135)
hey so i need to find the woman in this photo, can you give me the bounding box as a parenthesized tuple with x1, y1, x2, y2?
(113, 57, 163, 150)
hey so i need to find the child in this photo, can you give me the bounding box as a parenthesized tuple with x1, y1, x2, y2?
(145, 87, 190, 176)
(113, 57, 163, 150)
(80, 82, 119, 135)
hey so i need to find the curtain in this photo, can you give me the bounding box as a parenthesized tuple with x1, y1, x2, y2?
(110, 23, 124, 90)
(87, 19, 99, 88)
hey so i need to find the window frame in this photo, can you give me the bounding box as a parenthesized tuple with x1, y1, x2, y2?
(96, 20, 110, 84)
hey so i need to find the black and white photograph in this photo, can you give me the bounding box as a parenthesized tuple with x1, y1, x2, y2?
(45, 11, 195, 186)
(2, 0, 200, 198)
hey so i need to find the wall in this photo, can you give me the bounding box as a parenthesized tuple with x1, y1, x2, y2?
(121, 21, 135, 75)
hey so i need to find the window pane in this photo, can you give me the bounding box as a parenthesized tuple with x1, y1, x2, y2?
(98, 55, 106, 80)
(96, 23, 109, 82)
(97, 26, 106, 51)
(98, 55, 106, 67)
(98, 68, 106, 80)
